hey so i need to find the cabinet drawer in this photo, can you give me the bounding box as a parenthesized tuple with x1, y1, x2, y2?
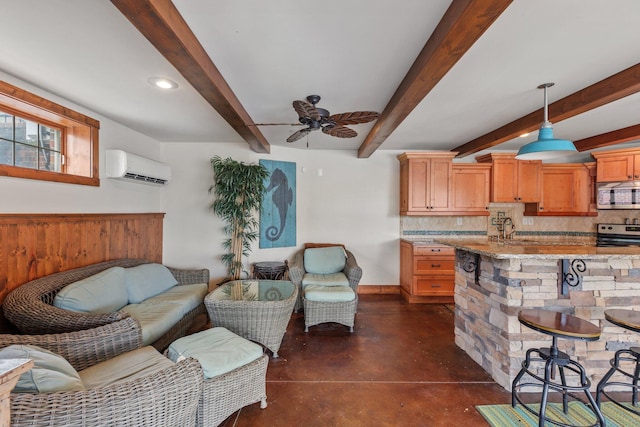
(414, 245, 454, 256)
(414, 276, 454, 296)
(414, 258, 455, 273)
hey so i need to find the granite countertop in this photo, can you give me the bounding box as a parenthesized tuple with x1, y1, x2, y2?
(430, 237, 640, 259)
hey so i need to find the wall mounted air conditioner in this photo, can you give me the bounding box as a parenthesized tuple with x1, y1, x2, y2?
(105, 150, 171, 186)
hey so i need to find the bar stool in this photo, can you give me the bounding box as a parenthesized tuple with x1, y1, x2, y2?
(596, 309, 640, 416)
(512, 309, 606, 427)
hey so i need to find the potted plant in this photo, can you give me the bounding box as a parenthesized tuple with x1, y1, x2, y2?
(209, 156, 269, 281)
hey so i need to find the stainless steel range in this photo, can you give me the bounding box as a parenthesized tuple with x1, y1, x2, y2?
(597, 223, 640, 247)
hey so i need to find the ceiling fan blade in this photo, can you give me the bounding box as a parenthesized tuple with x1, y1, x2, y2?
(292, 100, 321, 121)
(251, 122, 302, 126)
(286, 128, 312, 143)
(329, 111, 379, 125)
(322, 125, 358, 138)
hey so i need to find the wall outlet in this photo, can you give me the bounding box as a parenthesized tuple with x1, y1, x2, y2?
(456, 217, 463, 226)
(523, 217, 534, 225)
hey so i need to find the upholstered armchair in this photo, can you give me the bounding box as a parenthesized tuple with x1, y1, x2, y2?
(288, 244, 362, 332)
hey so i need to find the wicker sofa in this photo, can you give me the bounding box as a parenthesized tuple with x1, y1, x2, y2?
(0, 322, 204, 427)
(3, 259, 209, 351)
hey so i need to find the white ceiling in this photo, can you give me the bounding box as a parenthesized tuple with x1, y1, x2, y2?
(1, 0, 639, 161)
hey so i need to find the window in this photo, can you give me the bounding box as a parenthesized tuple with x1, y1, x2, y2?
(0, 81, 100, 186)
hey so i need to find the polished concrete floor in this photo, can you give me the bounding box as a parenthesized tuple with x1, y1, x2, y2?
(219, 294, 514, 426)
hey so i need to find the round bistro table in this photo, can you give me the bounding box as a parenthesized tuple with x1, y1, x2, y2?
(205, 279, 297, 358)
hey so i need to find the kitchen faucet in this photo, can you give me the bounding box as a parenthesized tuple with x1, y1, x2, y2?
(498, 217, 516, 240)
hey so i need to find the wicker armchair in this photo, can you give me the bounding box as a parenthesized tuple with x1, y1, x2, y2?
(288, 244, 362, 332)
(3, 259, 209, 351)
(1, 323, 204, 427)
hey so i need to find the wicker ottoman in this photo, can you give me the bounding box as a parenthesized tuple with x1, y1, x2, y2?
(303, 285, 357, 332)
(167, 327, 268, 427)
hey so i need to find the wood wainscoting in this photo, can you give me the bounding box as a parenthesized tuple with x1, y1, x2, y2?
(0, 213, 164, 311)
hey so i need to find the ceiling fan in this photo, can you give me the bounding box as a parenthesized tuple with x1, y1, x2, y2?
(279, 95, 379, 143)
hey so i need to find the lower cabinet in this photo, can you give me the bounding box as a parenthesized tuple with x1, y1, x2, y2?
(400, 241, 454, 303)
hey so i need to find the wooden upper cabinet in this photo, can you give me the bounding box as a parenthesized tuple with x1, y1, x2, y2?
(450, 164, 490, 215)
(398, 152, 455, 215)
(476, 153, 541, 202)
(524, 163, 596, 216)
(592, 148, 640, 182)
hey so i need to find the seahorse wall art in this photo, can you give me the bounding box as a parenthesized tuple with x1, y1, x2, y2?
(264, 168, 292, 241)
(259, 160, 296, 248)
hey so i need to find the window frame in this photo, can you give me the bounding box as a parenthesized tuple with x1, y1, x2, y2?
(0, 81, 100, 186)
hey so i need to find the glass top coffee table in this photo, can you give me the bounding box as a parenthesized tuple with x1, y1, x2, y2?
(205, 280, 298, 358)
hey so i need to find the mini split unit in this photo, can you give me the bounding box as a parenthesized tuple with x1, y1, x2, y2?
(105, 150, 171, 186)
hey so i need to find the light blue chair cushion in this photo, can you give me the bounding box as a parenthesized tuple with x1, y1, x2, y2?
(145, 283, 208, 317)
(79, 346, 173, 389)
(304, 285, 356, 302)
(125, 263, 178, 304)
(302, 272, 350, 288)
(0, 344, 84, 393)
(53, 267, 127, 314)
(303, 246, 346, 275)
(121, 299, 185, 346)
(167, 327, 263, 379)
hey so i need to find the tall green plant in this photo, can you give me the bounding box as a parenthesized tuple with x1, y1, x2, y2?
(209, 156, 269, 280)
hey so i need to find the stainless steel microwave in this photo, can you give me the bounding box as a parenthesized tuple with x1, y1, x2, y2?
(597, 181, 640, 209)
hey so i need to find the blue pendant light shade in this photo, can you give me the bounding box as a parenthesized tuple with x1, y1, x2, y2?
(516, 83, 577, 160)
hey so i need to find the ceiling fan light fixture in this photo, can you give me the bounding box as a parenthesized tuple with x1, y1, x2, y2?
(516, 83, 577, 160)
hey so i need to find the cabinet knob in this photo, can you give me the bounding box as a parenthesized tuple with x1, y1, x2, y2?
(629, 175, 633, 179)
(635, 175, 639, 179)
(431, 249, 441, 252)
(431, 264, 441, 267)
(539, 206, 544, 210)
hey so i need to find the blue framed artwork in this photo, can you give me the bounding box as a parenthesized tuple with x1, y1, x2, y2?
(259, 159, 296, 248)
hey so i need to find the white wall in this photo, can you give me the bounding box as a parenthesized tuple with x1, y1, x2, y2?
(0, 73, 403, 288)
(0, 72, 165, 214)
(161, 143, 402, 287)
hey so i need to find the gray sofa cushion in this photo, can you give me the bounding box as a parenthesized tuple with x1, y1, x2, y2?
(122, 300, 185, 346)
(79, 346, 173, 389)
(0, 344, 84, 393)
(125, 263, 178, 304)
(53, 267, 127, 314)
(167, 327, 263, 379)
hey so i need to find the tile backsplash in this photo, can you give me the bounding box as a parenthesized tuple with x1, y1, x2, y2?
(400, 203, 635, 239)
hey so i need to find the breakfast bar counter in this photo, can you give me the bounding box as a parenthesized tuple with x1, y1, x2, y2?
(433, 237, 640, 391)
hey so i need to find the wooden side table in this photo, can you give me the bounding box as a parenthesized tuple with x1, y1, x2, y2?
(1, 358, 33, 427)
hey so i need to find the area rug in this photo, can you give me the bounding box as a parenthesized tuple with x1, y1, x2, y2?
(476, 401, 640, 426)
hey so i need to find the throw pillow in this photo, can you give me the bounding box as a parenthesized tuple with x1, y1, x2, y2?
(53, 266, 128, 314)
(304, 246, 347, 275)
(125, 263, 178, 304)
(0, 344, 84, 393)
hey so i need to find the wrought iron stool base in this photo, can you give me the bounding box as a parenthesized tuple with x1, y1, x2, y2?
(596, 346, 640, 416)
(512, 309, 605, 427)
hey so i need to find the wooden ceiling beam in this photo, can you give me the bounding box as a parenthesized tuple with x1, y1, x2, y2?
(110, 0, 270, 153)
(357, 0, 512, 158)
(574, 123, 640, 151)
(453, 62, 640, 157)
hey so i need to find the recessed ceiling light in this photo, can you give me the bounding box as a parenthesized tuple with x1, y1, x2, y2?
(147, 77, 178, 90)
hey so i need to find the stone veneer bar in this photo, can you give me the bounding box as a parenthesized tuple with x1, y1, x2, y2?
(436, 238, 640, 391)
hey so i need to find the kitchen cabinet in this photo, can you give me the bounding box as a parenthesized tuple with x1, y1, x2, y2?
(400, 240, 454, 303)
(476, 153, 542, 203)
(450, 164, 490, 215)
(592, 148, 640, 183)
(398, 152, 455, 215)
(524, 163, 597, 216)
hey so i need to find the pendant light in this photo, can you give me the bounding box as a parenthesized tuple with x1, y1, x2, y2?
(515, 83, 577, 160)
